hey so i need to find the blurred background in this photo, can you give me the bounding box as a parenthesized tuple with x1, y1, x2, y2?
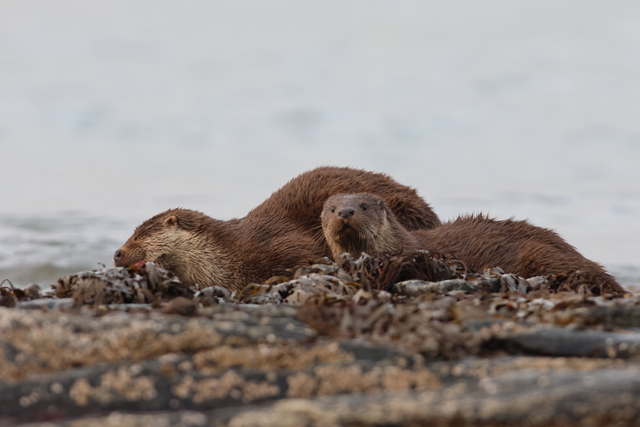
(1, 0, 639, 290)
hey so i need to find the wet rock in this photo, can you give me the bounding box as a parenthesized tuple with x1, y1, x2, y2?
(425, 355, 631, 382)
(100, 303, 153, 311)
(391, 279, 479, 296)
(0, 339, 439, 423)
(496, 328, 640, 358)
(222, 368, 640, 427)
(17, 298, 76, 311)
(16, 360, 640, 426)
(0, 306, 316, 382)
(16, 411, 212, 427)
(162, 297, 197, 316)
(24, 283, 42, 299)
(586, 305, 640, 328)
(3, 251, 639, 425)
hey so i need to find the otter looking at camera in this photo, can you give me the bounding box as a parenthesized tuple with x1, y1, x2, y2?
(321, 193, 624, 294)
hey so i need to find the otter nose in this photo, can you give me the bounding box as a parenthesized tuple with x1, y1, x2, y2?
(114, 249, 123, 262)
(338, 208, 355, 219)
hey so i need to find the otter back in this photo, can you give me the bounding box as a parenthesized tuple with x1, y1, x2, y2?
(249, 166, 440, 233)
(413, 215, 623, 293)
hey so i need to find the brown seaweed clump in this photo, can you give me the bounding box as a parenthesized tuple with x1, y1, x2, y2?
(0, 280, 41, 307)
(237, 250, 626, 307)
(237, 252, 465, 304)
(54, 262, 197, 306)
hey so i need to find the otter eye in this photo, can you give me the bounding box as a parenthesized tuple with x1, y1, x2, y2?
(330, 206, 336, 213)
(361, 204, 367, 211)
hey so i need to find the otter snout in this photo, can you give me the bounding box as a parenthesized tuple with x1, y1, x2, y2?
(114, 245, 145, 267)
(114, 248, 124, 264)
(338, 208, 355, 219)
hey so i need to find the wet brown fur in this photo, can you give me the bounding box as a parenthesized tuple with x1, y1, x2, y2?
(322, 193, 625, 294)
(322, 193, 420, 260)
(115, 167, 440, 290)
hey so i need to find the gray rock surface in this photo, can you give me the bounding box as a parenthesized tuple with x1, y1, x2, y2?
(17, 298, 76, 311)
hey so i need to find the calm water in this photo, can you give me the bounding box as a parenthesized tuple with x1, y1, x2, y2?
(0, 1, 639, 290)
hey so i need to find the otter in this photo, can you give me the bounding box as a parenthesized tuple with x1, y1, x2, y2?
(321, 193, 624, 293)
(114, 167, 440, 290)
(321, 193, 419, 259)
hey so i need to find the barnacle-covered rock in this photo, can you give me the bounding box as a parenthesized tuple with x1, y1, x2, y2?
(1, 251, 638, 425)
(53, 262, 197, 306)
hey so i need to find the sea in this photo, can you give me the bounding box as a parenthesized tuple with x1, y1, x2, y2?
(1, 1, 639, 291)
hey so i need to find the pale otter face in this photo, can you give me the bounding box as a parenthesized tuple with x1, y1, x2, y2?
(114, 209, 184, 269)
(114, 208, 230, 288)
(321, 193, 390, 259)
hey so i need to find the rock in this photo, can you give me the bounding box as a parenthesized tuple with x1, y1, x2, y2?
(495, 328, 640, 358)
(161, 297, 197, 316)
(586, 305, 640, 328)
(391, 279, 479, 296)
(0, 305, 316, 383)
(18, 298, 76, 311)
(24, 284, 42, 299)
(14, 356, 640, 426)
(15, 411, 212, 427)
(54, 263, 196, 306)
(4, 251, 640, 425)
(220, 368, 640, 426)
(0, 339, 438, 423)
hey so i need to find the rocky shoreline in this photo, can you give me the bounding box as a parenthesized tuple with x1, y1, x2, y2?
(2, 253, 640, 426)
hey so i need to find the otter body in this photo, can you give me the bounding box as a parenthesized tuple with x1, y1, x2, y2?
(322, 193, 623, 293)
(115, 167, 439, 290)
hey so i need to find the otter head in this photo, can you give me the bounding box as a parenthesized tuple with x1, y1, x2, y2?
(321, 193, 405, 260)
(114, 208, 229, 288)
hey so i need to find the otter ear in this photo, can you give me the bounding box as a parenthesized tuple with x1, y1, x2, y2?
(164, 215, 178, 228)
(380, 200, 392, 215)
